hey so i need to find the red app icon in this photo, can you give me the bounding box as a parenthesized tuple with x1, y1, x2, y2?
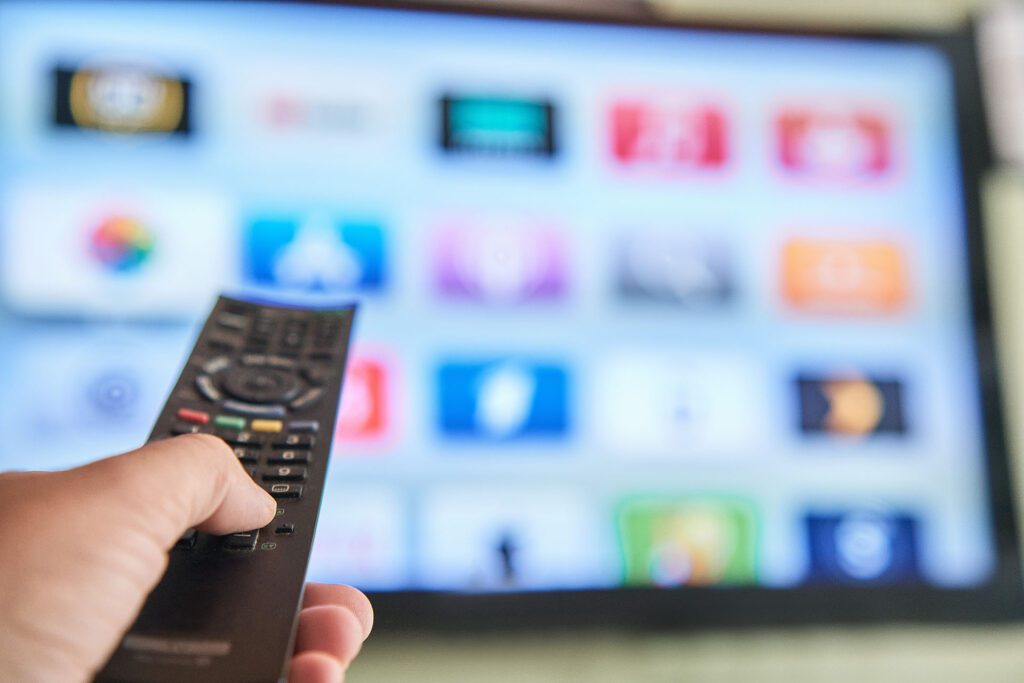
(609, 100, 728, 171)
(775, 108, 891, 180)
(336, 355, 389, 442)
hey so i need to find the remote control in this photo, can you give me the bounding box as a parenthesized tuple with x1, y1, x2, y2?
(96, 295, 356, 683)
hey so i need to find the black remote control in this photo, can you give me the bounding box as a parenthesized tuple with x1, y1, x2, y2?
(96, 295, 356, 683)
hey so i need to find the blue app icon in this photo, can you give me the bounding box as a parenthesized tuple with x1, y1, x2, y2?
(437, 360, 569, 441)
(805, 511, 920, 584)
(244, 213, 386, 292)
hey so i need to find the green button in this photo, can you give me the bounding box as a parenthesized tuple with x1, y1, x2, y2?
(215, 415, 246, 430)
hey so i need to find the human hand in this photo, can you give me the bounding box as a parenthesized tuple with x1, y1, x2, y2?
(0, 434, 373, 682)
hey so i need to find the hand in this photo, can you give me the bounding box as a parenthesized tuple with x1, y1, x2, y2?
(0, 434, 373, 682)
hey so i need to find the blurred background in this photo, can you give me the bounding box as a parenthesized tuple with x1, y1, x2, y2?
(3, 0, 1024, 680)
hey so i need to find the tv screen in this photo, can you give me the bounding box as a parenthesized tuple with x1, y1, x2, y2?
(0, 0, 1017, 624)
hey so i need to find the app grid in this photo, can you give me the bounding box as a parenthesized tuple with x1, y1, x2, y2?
(0, 1, 996, 592)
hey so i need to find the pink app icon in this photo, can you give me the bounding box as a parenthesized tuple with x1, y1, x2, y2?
(335, 351, 393, 448)
(775, 107, 892, 181)
(434, 219, 567, 304)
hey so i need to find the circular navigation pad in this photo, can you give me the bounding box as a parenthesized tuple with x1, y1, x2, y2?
(221, 367, 301, 404)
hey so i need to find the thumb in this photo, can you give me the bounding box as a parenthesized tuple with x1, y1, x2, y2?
(67, 434, 277, 549)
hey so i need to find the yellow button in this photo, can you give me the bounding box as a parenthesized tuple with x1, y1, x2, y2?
(251, 419, 284, 433)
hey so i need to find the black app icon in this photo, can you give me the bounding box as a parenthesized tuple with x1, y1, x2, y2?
(796, 373, 906, 437)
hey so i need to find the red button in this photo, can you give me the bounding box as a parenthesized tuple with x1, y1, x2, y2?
(177, 408, 210, 425)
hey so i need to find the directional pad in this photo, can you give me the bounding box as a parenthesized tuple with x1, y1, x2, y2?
(222, 367, 301, 404)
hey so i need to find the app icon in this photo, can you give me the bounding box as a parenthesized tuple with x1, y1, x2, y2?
(609, 99, 728, 171)
(88, 215, 155, 274)
(437, 360, 569, 441)
(53, 63, 192, 135)
(2, 182, 232, 319)
(434, 220, 567, 304)
(618, 497, 759, 586)
(594, 352, 767, 457)
(775, 108, 891, 180)
(307, 486, 407, 590)
(440, 93, 556, 158)
(0, 327, 190, 471)
(796, 373, 907, 438)
(617, 232, 733, 306)
(336, 354, 391, 444)
(779, 238, 908, 315)
(418, 487, 610, 590)
(244, 213, 386, 292)
(805, 511, 920, 584)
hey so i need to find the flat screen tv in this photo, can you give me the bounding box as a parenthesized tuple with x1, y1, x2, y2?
(0, 0, 1017, 628)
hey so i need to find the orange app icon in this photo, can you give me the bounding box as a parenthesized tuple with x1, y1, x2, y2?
(780, 239, 908, 314)
(336, 355, 389, 442)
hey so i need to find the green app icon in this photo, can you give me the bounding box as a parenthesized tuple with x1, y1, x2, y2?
(618, 496, 759, 587)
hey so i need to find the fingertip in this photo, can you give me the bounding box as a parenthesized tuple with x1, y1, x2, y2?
(302, 584, 374, 640)
(295, 604, 365, 665)
(289, 651, 345, 683)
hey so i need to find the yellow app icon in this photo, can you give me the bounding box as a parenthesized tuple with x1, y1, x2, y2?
(56, 64, 191, 135)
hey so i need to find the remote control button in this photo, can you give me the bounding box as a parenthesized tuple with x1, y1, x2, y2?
(224, 302, 250, 316)
(170, 423, 213, 436)
(289, 420, 320, 433)
(241, 354, 269, 367)
(194, 375, 223, 402)
(302, 366, 331, 386)
(273, 434, 316, 449)
(175, 529, 198, 550)
(267, 450, 311, 464)
(251, 419, 283, 433)
(219, 429, 264, 446)
(222, 368, 301, 404)
(266, 355, 298, 370)
(232, 447, 259, 464)
(222, 529, 259, 551)
(265, 483, 303, 500)
(253, 316, 277, 335)
(308, 351, 334, 362)
(274, 523, 295, 535)
(215, 415, 247, 430)
(208, 335, 240, 352)
(281, 331, 304, 350)
(221, 400, 287, 418)
(216, 312, 249, 331)
(245, 339, 271, 353)
(289, 388, 324, 411)
(263, 466, 307, 482)
(202, 356, 232, 375)
(177, 408, 210, 425)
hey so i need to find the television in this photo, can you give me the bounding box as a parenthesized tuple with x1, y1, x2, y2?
(0, 0, 1018, 628)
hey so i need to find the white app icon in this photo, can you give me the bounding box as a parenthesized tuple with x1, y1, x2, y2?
(307, 486, 407, 590)
(1, 181, 232, 320)
(418, 487, 613, 591)
(594, 352, 767, 457)
(475, 362, 536, 438)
